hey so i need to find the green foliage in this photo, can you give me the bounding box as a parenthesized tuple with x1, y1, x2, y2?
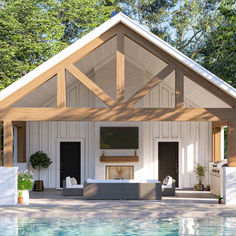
(0, 0, 118, 90)
(18, 170, 33, 191)
(193, 163, 206, 185)
(29, 151, 52, 180)
(30, 151, 52, 169)
(199, 0, 236, 88)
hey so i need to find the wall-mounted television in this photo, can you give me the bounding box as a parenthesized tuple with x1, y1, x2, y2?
(100, 127, 139, 149)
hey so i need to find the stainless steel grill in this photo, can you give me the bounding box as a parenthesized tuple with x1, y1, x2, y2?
(209, 159, 227, 196)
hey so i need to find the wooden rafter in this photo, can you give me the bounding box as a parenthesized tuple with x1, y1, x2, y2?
(116, 31, 125, 103)
(57, 68, 66, 108)
(66, 64, 115, 107)
(175, 68, 184, 108)
(121, 25, 236, 108)
(0, 25, 119, 108)
(3, 120, 13, 167)
(0, 107, 235, 122)
(124, 65, 174, 108)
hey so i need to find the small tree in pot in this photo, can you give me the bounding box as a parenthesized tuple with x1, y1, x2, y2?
(193, 163, 206, 191)
(29, 151, 52, 191)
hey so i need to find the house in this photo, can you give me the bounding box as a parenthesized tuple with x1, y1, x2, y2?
(0, 13, 235, 200)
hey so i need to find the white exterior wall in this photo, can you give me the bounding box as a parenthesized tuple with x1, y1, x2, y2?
(26, 60, 212, 188)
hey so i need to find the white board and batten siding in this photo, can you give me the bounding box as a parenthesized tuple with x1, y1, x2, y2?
(26, 60, 212, 188)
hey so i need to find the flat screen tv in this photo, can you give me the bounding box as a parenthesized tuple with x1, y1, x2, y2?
(100, 127, 138, 149)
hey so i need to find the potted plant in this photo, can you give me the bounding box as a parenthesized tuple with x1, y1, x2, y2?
(29, 151, 52, 191)
(18, 170, 33, 204)
(193, 184, 197, 191)
(193, 163, 206, 191)
(216, 195, 224, 204)
(206, 184, 210, 191)
(134, 150, 137, 156)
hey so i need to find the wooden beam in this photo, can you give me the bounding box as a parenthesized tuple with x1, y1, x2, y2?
(228, 120, 236, 167)
(57, 68, 66, 108)
(0, 108, 235, 121)
(116, 31, 125, 103)
(13, 121, 26, 163)
(66, 64, 115, 107)
(0, 25, 119, 108)
(3, 120, 13, 167)
(212, 121, 227, 128)
(175, 68, 184, 108)
(124, 65, 174, 108)
(122, 25, 236, 108)
(212, 127, 222, 162)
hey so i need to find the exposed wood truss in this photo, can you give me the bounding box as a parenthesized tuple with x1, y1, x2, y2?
(175, 68, 184, 108)
(116, 31, 125, 103)
(121, 25, 236, 108)
(66, 64, 115, 107)
(57, 68, 66, 108)
(124, 65, 174, 108)
(0, 25, 119, 108)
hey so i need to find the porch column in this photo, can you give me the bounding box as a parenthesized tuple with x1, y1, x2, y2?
(228, 120, 236, 167)
(212, 126, 222, 162)
(3, 120, 13, 167)
(0, 122, 2, 166)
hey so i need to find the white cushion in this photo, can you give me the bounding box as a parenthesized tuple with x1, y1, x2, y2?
(66, 176, 72, 187)
(86, 179, 160, 184)
(67, 184, 83, 189)
(162, 185, 172, 189)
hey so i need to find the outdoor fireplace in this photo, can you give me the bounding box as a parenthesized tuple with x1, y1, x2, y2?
(106, 165, 134, 179)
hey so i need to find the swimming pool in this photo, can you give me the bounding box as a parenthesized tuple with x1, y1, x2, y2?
(1, 217, 236, 236)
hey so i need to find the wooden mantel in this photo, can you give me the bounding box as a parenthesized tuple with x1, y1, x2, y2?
(100, 156, 139, 163)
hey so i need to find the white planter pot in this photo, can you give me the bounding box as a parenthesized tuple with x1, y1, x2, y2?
(18, 190, 29, 203)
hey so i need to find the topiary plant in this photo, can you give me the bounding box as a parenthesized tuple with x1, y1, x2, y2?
(29, 151, 52, 180)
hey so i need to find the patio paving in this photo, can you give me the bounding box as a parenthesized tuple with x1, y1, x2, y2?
(1, 189, 236, 219)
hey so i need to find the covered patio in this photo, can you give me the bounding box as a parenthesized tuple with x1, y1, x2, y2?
(0, 13, 235, 204)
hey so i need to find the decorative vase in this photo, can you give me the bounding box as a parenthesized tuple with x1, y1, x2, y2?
(196, 184, 204, 191)
(34, 180, 44, 191)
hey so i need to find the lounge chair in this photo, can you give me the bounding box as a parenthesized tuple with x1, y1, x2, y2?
(63, 176, 83, 196)
(162, 176, 176, 196)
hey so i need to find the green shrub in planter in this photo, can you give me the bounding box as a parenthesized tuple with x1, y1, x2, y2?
(29, 151, 52, 180)
(29, 151, 52, 191)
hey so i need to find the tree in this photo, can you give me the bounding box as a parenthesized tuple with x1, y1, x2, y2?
(199, 0, 236, 87)
(0, 0, 118, 90)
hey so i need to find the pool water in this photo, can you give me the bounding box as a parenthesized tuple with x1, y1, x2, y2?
(1, 217, 236, 236)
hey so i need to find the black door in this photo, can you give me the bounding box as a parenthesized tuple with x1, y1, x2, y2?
(158, 142, 178, 187)
(60, 142, 81, 187)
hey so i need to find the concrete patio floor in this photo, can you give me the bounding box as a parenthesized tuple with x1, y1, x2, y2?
(1, 189, 236, 219)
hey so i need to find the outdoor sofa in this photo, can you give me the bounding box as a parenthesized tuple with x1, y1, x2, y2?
(83, 179, 162, 200)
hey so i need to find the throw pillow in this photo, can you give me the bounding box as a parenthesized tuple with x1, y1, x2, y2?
(70, 177, 77, 185)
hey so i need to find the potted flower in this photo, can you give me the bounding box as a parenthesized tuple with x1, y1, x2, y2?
(29, 151, 52, 191)
(18, 170, 33, 204)
(193, 163, 206, 191)
(206, 184, 210, 191)
(216, 195, 224, 204)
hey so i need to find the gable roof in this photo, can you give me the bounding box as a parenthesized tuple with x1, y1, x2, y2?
(0, 12, 235, 102)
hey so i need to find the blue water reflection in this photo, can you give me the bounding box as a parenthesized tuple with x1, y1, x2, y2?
(0, 217, 236, 236)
